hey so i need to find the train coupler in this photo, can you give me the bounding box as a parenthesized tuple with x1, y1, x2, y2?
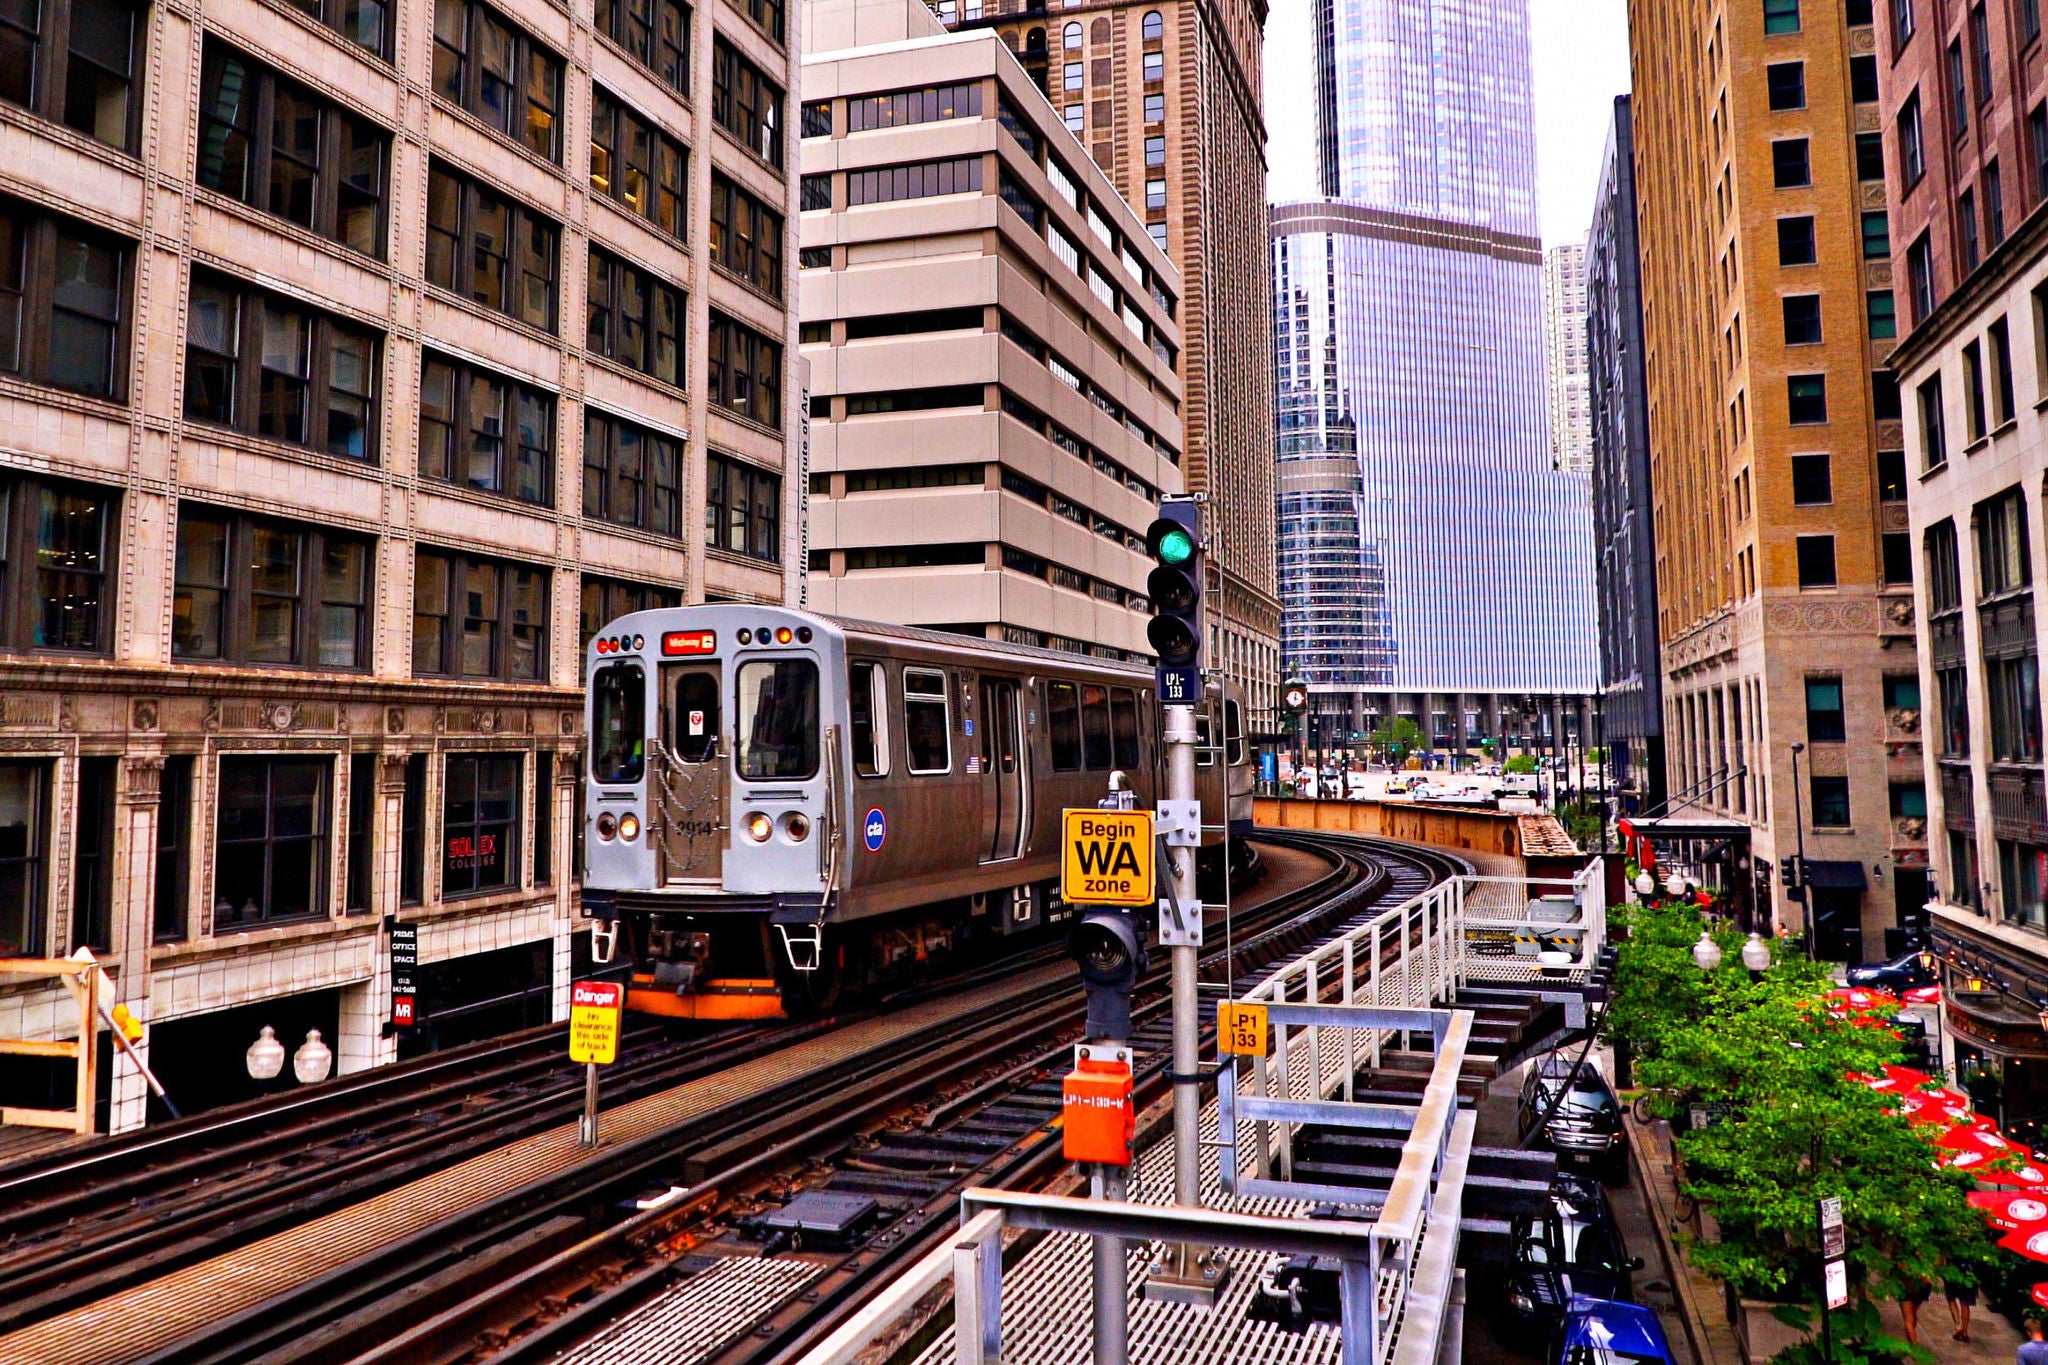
(591, 918, 620, 965)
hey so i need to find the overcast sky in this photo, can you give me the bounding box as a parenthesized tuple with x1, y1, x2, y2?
(1262, 0, 1634, 247)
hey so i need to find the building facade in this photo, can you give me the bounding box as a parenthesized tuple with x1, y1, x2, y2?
(1588, 96, 1667, 810)
(1544, 241, 1595, 475)
(798, 6, 1184, 657)
(0, 0, 801, 1129)
(1878, 0, 2048, 1133)
(926, 0, 1278, 726)
(1268, 0, 1599, 762)
(1629, 0, 1923, 958)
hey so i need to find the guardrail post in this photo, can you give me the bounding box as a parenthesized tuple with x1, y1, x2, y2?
(1369, 923, 1382, 1067)
(1342, 940, 1356, 1101)
(1274, 994, 1294, 1179)
(953, 1213, 1003, 1365)
(1306, 958, 1323, 1098)
(1341, 1247, 1377, 1365)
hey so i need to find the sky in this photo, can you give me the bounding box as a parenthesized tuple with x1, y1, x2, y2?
(1262, 0, 1634, 247)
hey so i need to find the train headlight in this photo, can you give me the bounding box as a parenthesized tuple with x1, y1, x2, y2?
(618, 812, 640, 842)
(745, 812, 773, 842)
(783, 812, 811, 842)
(596, 812, 618, 841)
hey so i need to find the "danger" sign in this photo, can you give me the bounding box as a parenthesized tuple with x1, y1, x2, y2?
(1061, 809, 1155, 907)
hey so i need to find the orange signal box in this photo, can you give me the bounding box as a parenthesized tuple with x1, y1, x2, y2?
(1062, 1054, 1135, 1165)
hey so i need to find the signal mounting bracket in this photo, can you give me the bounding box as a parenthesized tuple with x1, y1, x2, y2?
(1156, 800, 1202, 848)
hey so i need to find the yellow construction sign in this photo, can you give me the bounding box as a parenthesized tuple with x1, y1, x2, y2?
(1060, 809, 1155, 907)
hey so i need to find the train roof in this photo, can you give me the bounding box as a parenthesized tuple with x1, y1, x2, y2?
(826, 614, 1155, 680)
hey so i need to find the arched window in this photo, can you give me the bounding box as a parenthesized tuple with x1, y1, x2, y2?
(1026, 25, 1046, 50)
(1090, 16, 1110, 41)
(1142, 9, 1163, 39)
(1063, 21, 1082, 47)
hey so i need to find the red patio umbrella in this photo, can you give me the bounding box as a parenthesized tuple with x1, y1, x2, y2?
(1828, 986, 1903, 1013)
(1979, 1157, 2048, 1188)
(1905, 985, 1942, 1007)
(1903, 1090, 1978, 1127)
(1939, 1125, 2019, 1156)
(2034, 1283, 2048, 1311)
(2000, 1225, 2048, 1261)
(1969, 1190, 2048, 1230)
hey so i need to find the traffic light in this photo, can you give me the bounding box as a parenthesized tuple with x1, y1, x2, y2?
(1070, 911, 1146, 1040)
(1146, 500, 1203, 704)
(1780, 856, 1807, 902)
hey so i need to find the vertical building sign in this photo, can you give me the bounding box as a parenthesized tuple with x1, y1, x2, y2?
(391, 924, 418, 1027)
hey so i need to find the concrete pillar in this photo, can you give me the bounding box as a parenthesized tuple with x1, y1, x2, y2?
(551, 747, 578, 1020)
(109, 756, 162, 1133)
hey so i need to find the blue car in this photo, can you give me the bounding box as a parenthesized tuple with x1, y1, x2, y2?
(1554, 1296, 1676, 1365)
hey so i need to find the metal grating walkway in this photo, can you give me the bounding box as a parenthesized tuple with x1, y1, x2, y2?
(559, 1255, 825, 1365)
(0, 964, 1070, 1365)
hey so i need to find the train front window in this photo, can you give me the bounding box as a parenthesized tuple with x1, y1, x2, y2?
(851, 660, 888, 777)
(671, 671, 720, 763)
(592, 662, 645, 783)
(737, 658, 820, 780)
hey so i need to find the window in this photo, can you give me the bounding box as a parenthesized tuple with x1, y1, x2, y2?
(1907, 232, 1934, 321)
(707, 310, 782, 429)
(799, 246, 831, 269)
(1146, 134, 1165, 166)
(412, 547, 548, 681)
(1805, 676, 1846, 742)
(596, 0, 689, 96)
(1783, 294, 1822, 344)
(1142, 7, 1163, 36)
(154, 755, 191, 942)
(1861, 211, 1889, 258)
(847, 82, 981, 131)
(1778, 215, 1816, 265)
(1063, 61, 1084, 91)
(1764, 0, 1800, 30)
(1064, 103, 1083, 132)
(1849, 54, 1878, 102)
(712, 173, 785, 299)
(1110, 687, 1139, 768)
(1063, 19, 1081, 45)
(1146, 179, 1166, 210)
(1928, 518, 1962, 612)
(1885, 674, 1921, 711)
(1797, 534, 1837, 586)
(172, 506, 370, 668)
(1973, 3, 1993, 94)
(1876, 371, 1903, 421)
(845, 157, 983, 205)
(734, 0, 783, 42)
(900, 668, 950, 775)
(802, 100, 832, 137)
(0, 194, 130, 398)
(344, 755, 374, 913)
(1142, 49, 1163, 80)
(1810, 775, 1851, 827)
(1960, 187, 1981, 271)
(425, 161, 557, 331)
(215, 756, 329, 927)
(1986, 160, 2005, 249)
(69, 756, 112, 951)
(1891, 0, 1914, 47)
(588, 90, 686, 238)
(713, 37, 783, 167)
(533, 751, 553, 887)
(197, 42, 388, 257)
(1049, 680, 1081, 770)
(1787, 373, 1827, 424)
(1990, 654, 2043, 761)
(583, 408, 682, 537)
(434, 752, 519, 898)
(1879, 448, 1908, 500)
(2025, 0, 2042, 44)
(1977, 487, 2031, 595)
(432, 0, 561, 159)
(0, 0, 140, 148)
(1790, 452, 1832, 504)
(1856, 131, 1886, 181)
(0, 473, 113, 653)
(586, 247, 683, 387)
(419, 352, 552, 505)
(800, 173, 832, 211)
(1767, 61, 1806, 109)
(183, 271, 380, 459)
(1948, 39, 1970, 135)
(1990, 317, 2016, 425)
(579, 576, 679, 648)
(2035, 106, 2048, 195)
(850, 660, 889, 777)
(703, 449, 782, 561)
(0, 762, 42, 956)
(400, 753, 425, 905)
(1965, 340, 1987, 439)
(1144, 92, 1164, 122)
(1900, 91, 1925, 186)
(1772, 138, 1810, 187)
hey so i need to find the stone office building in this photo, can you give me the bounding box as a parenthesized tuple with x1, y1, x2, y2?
(0, 0, 801, 1130)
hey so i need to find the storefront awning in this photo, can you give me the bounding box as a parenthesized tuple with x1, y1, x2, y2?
(1806, 860, 1869, 890)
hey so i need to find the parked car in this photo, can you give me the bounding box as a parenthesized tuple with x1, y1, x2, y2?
(1502, 1175, 1643, 1334)
(1386, 773, 1427, 794)
(1846, 948, 1938, 992)
(1415, 782, 1495, 806)
(1553, 1296, 1673, 1365)
(1518, 1055, 1628, 1178)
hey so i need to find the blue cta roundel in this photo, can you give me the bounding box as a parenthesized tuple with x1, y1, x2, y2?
(863, 807, 887, 852)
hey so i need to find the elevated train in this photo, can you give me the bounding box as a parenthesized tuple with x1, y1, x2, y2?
(582, 605, 1253, 1019)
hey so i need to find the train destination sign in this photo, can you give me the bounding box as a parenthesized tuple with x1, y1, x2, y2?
(568, 980, 624, 1064)
(1061, 809, 1155, 907)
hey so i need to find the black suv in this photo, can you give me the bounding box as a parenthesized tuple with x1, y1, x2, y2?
(1502, 1174, 1643, 1334)
(1519, 1054, 1628, 1180)
(1846, 949, 1937, 992)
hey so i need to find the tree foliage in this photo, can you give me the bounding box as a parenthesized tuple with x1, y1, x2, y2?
(1504, 753, 1540, 774)
(1367, 716, 1423, 762)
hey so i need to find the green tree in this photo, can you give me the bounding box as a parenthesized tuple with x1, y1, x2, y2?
(1504, 753, 1540, 774)
(1367, 716, 1423, 763)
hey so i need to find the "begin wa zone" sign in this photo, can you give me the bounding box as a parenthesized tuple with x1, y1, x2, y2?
(1061, 809, 1155, 907)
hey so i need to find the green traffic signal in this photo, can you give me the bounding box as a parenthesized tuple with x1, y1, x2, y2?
(1155, 526, 1195, 566)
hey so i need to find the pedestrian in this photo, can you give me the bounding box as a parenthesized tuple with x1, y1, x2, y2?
(2018, 1317, 2048, 1365)
(1945, 1273, 1978, 1342)
(1902, 1278, 1933, 1345)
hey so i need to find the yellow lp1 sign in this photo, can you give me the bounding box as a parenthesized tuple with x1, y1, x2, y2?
(1061, 809, 1155, 906)
(1217, 1001, 1270, 1056)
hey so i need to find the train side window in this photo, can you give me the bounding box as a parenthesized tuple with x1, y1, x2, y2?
(904, 667, 951, 774)
(1109, 688, 1139, 769)
(671, 672, 720, 763)
(1049, 681, 1082, 770)
(850, 660, 888, 777)
(1081, 685, 1111, 769)
(1195, 715, 1215, 768)
(1225, 699, 1246, 766)
(592, 662, 645, 782)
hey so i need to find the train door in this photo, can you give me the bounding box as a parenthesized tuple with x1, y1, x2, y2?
(655, 663, 726, 883)
(980, 676, 1028, 861)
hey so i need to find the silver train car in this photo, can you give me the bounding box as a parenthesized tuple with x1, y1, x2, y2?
(581, 605, 1252, 1018)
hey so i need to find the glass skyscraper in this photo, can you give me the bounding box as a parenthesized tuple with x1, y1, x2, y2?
(1274, 0, 1599, 705)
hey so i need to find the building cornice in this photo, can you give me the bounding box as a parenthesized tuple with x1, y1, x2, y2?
(1269, 199, 1542, 265)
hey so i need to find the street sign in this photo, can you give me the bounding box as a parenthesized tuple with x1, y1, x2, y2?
(1823, 1258, 1848, 1309)
(568, 980, 624, 1064)
(1217, 1002, 1270, 1057)
(1062, 809, 1155, 907)
(1156, 664, 1200, 705)
(1818, 1196, 1844, 1258)
(390, 924, 418, 1027)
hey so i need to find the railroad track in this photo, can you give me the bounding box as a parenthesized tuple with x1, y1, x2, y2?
(0, 831, 1467, 1365)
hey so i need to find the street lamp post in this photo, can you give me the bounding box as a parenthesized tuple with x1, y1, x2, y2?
(1790, 741, 1814, 962)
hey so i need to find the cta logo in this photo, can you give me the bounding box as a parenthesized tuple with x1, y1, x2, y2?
(864, 807, 887, 852)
